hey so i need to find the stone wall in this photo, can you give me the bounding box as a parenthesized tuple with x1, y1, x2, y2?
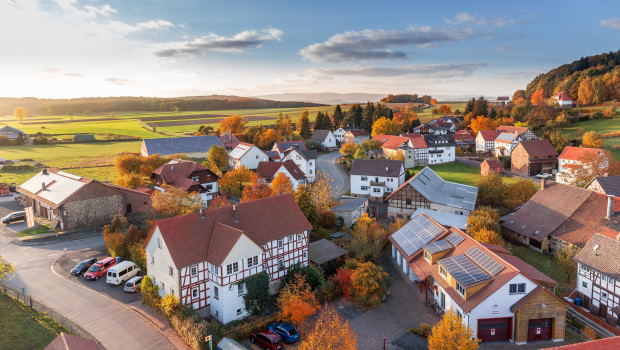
(63, 194, 124, 229)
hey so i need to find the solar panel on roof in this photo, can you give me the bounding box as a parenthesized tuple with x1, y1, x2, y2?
(424, 239, 453, 254)
(440, 255, 491, 286)
(390, 214, 445, 256)
(466, 246, 505, 276)
(446, 232, 465, 246)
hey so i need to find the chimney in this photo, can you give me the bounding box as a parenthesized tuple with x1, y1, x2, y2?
(199, 208, 205, 220)
(42, 168, 48, 175)
(171, 165, 174, 171)
(540, 178, 546, 190)
(42, 182, 46, 191)
(386, 167, 389, 172)
(606, 195, 614, 219)
(232, 204, 238, 223)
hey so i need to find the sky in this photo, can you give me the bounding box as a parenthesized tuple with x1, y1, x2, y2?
(0, 0, 619, 99)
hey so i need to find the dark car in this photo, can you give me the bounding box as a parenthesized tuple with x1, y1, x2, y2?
(1, 211, 26, 224)
(71, 258, 97, 276)
(250, 329, 284, 350)
(267, 322, 299, 343)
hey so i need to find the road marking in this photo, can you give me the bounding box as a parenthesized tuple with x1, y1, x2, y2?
(27, 258, 38, 261)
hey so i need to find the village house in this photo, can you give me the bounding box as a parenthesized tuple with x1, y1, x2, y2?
(143, 194, 312, 324)
(18, 169, 150, 230)
(310, 129, 336, 149)
(343, 129, 370, 145)
(331, 196, 369, 227)
(150, 159, 219, 205)
(585, 175, 620, 196)
(228, 143, 269, 170)
(141, 135, 223, 157)
(475, 130, 500, 153)
(386, 166, 478, 221)
(0, 125, 27, 140)
(574, 234, 620, 327)
(553, 92, 574, 108)
(481, 159, 504, 176)
(271, 140, 306, 158)
(454, 130, 475, 150)
(556, 146, 603, 186)
(333, 126, 362, 143)
(501, 180, 620, 252)
(256, 160, 307, 190)
(493, 132, 521, 157)
(410, 208, 469, 231)
(390, 213, 565, 344)
(350, 159, 405, 200)
(424, 134, 456, 164)
(280, 148, 317, 182)
(489, 96, 512, 106)
(510, 140, 558, 177)
(496, 125, 538, 141)
(219, 131, 240, 151)
(374, 134, 429, 168)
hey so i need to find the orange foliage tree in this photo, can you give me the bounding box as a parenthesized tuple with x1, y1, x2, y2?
(258, 128, 280, 149)
(219, 115, 247, 134)
(277, 276, 319, 327)
(241, 174, 273, 202)
(270, 172, 295, 195)
(299, 305, 358, 350)
(218, 166, 253, 197)
(428, 309, 479, 350)
(469, 116, 498, 135)
(207, 196, 232, 210)
(350, 261, 391, 308)
(438, 104, 452, 115)
(530, 89, 544, 105)
(150, 185, 203, 219)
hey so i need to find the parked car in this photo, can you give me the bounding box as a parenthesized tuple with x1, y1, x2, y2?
(83, 257, 116, 280)
(1, 211, 26, 224)
(124, 276, 143, 293)
(71, 258, 97, 276)
(267, 322, 300, 343)
(250, 330, 284, 350)
(106, 261, 140, 285)
(536, 172, 553, 179)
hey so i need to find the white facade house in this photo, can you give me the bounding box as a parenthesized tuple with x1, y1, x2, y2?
(271, 141, 306, 158)
(475, 130, 500, 153)
(333, 127, 348, 143)
(556, 146, 603, 185)
(151, 159, 219, 206)
(493, 133, 520, 157)
(281, 149, 317, 182)
(553, 92, 574, 107)
(228, 143, 269, 170)
(311, 129, 337, 149)
(256, 160, 307, 191)
(350, 159, 405, 199)
(424, 134, 456, 164)
(144, 195, 312, 324)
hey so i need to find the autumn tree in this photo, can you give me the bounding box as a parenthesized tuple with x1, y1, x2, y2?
(241, 174, 273, 202)
(581, 131, 604, 148)
(571, 151, 620, 187)
(275, 113, 294, 137)
(578, 77, 595, 105)
(350, 261, 391, 308)
(270, 172, 295, 195)
(277, 275, 319, 327)
(294, 184, 319, 227)
(207, 196, 232, 210)
(299, 305, 358, 350)
(13, 107, 27, 123)
(467, 207, 501, 235)
(353, 148, 368, 159)
(207, 145, 228, 171)
(309, 171, 335, 212)
(505, 179, 538, 209)
(555, 245, 579, 283)
(348, 213, 388, 263)
(150, 185, 203, 219)
(548, 131, 572, 153)
(469, 116, 498, 135)
(218, 166, 253, 197)
(438, 104, 452, 115)
(0, 256, 15, 282)
(471, 228, 505, 246)
(219, 115, 247, 134)
(114, 173, 143, 189)
(475, 172, 508, 208)
(428, 309, 479, 350)
(83, 109, 92, 116)
(530, 89, 544, 105)
(371, 117, 402, 136)
(340, 143, 359, 158)
(257, 128, 280, 149)
(297, 110, 312, 139)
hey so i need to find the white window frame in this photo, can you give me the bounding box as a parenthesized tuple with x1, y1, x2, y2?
(278, 240, 283, 248)
(214, 286, 219, 300)
(440, 266, 447, 278)
(582, 281, 588, 289)
(238, 283, 245, 296)
(151, 256, 155, 264)
(509, 283, 526, 295)
(424, 250, 431, 262)
(157, 238, 161, 249)
(169, 267, 174, 276)
(278, 259, 284, 270)
(456, 283, 465, 295)
(191, 266, 197, 276)
(297, 234, 302, 242)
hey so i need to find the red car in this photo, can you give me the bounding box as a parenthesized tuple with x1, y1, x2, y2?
(250, 329, 284, 350)
(83, 257, 116, 280)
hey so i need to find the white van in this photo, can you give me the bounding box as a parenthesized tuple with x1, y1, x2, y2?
(106, 261, 140, 285)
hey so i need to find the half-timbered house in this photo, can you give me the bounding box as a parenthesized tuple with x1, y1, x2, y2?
(143, 194, 312, 324)
(151, 159, 219, 205)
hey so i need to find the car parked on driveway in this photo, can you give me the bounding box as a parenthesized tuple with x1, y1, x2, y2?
(267, 322, 299, 343)
(84, 257, 116, 280)
(1, 211, 26, 224)
(71, 258, 97, 276)
(250, 330, 284, 350)
(536, 172, 553, 179)
(124, 276, 143, 293)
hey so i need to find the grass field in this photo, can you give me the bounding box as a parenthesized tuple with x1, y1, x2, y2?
(0, 292, 70, 350)
(407, 162, 519, 187)
(510, 245, 575, 295)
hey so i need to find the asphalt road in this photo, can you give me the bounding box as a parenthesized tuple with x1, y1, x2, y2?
(316, 150, 349, 196)
(0, 198, 177, 350)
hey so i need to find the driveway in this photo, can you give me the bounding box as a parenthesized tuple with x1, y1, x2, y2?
(316, 151, 349, 196)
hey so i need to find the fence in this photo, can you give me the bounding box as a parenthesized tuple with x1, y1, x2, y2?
(0, 284, 104, 349)
(567, 306, 616, 339)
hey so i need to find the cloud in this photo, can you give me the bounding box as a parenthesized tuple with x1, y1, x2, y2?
(312, 63, 487, 78)
(299, 26, 474, 63)
(444, 12, 533, 27)
(110, 19, 175, 35)
(496, 41, 515, 51)
(153, 28, 283, 57)
(34, 67, 83, 78)
(51, 0, 116, 19)
(445, 13, 487, 25)
(601, 18, 620, 30)
(105, 77, 128, 85)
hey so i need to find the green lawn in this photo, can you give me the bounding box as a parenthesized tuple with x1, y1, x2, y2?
(0, 292, 70, 350)
(18, 224, 53, 237)
(407, 162, 519, 187)
(416, 102, 467, 123)
(560, 114, 620, 160)
(510, 245, 575, 295)
(0, 141, 141, 163)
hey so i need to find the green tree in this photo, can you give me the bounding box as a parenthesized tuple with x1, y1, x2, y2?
(83, 109, 93, 116)
(555, 245, 579, 283)
(207, 145, 228, 170)
(361, 102, 375, 131)
(282, 264, 326, 291)
(13, 107, 27, 123)
(331, 105, 344, 129)
(294, 184, 319, 227)
(353, 148, 368, 159)
(242, 272, 270, 315)
(548, 131, 572, 153)
(297, 110, 312, 139)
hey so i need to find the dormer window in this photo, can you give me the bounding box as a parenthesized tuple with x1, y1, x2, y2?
(456, 283, 465, 295)
(440, 266, 447, 278)
(192, 176, 199, 182)
(424, 250, 431, 262)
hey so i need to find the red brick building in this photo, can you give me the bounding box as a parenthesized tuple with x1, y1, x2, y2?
(510, 140, 558, 177)
(481, 159, 504, 176)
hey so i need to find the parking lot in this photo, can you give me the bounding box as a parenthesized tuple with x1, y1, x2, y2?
(0, 194, 28, 233)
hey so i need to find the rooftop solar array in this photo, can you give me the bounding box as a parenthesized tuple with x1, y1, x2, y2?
(424, 239, 453, 254)
(446, 232, 465, 246)
(440, 255, 491, 286)
(390, 214, 445, 256)
(466, 246, 505, 276)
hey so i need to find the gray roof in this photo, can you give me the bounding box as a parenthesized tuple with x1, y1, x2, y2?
(574, 234, 620, 279)
(332, 196, 368, 213)
(424, 134, 456, 147)
(591, 176, 620, 197)
(142, 136, 223, 156)
(404, 167, 477, 212)
(311, 129, 332, 142)
(0, 125, 26, 135)
(411, 208, 469, 230)
(309, 239, 349, 265)
(350, 159, 404, 177)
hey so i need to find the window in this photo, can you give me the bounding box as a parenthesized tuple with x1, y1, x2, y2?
(456, 283, 465, 295)
(602, 291, 608, 300)
(191, 266, 197, 276)
(457, 310, 462, 318)
(238, 283, 245, 296)
(610, 277, 615, 285)
(256, 155, 259, 159)
(509, 283, 526, 294)
(227, 262, 239, 275)
(237, 308, 242, 315)
(580, 264, 586, 270)
(247, 256, 258, 268)
(406, 198, 412, 205)
(205, 184, 213, 191)
(309, 169, 313, 174)
(424, 250, 431, 261)
(278, 240, 283, 248)
(278, 259, 284, 270)
(289, 235, 294, 242)
(361, 176, 367, 181)
(162, 282, 165, 292)
(214, 286, 219, 300)
(157, 238, 161, 249)
(440, 266, 447, 278)
(126, 203, 132, 213)
(211, 264, 219, 275)
(170, 288, 174, 296)
(297, 234, 302, 242)
(361, 186, 368, 191)
(192, 176, 199, 182)
(602, 275, 607, 282)
(373, 188, 381, 193)
(303, 251, 307, 259)
(169, 267, 174, 276)
(582, 281, 588, 289)
(151, 256, 155, 264)
(192, 288, 198, 298)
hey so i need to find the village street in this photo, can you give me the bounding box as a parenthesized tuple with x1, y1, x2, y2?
(316, 150, 350, 196)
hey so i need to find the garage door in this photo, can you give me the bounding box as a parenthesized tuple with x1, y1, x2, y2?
(528, 318, 552, 341)
(477, 317, 512, 342)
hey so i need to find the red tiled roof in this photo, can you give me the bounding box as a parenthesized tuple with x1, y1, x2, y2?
(256, 160, 306, 181)
(44, 333, 100, 350)
(481, 159, 503, 170)
(478, 130, 500, 141)
(543, 336, 620, 349)
(553, 91, 573, 102)
(400, 133, 428, 148)
(152, 159, 208, 184)
(480, 242, 509, 254)
(147, 194, 312, 269)
(558, 146, 602, 161)
(380, 136, 410, 149)
(497, 125, 529, 136)
(518, 140, 558, 158)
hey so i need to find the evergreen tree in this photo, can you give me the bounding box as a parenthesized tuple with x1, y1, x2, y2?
(331, 105, 344, 129)
(297, 110, 312, 139)
(464, 97, 475, 115)
(351, 104, 363, 126)
(472, 96, 488, 117)
(361, 102, 375, 131)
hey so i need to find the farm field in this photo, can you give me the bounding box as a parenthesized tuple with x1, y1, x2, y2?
(407, 161, 519, 187)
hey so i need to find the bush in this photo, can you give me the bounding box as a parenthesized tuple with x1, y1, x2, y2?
(140, 275, 161, 308)
(282, 264, 326, 291)
(317, 209, 336, 228)
(170, 312, 209, 350)
(317, 278, 340, 304)
(127, 242, 146, 270)
(161, 294, 180, 316)
(242, 272, 270, 315)
(420, 323, 433, 337)
(104, 232, 127, 258)
(589, 111, 604, 120)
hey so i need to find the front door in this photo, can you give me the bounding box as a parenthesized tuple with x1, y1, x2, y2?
(583, 296, 590, 308)
(600, 304, 608, 318)
(528, 318, 552, 341)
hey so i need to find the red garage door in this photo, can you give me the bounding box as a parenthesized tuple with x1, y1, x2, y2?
(478, 317, 512, 342)
(528, 318, 552, 341)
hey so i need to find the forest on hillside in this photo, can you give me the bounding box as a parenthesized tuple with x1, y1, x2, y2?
(380, 94, 433, 104)
(526, 49, 620, 104)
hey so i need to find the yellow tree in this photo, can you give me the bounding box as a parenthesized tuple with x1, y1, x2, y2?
(556, 245, 579, 283)
(150, 185, 203, 219)
(371, 117, 402, 136)
(270, 172, 295, 195)
(207, 145, 228, 170)
(340, 143, 359, 158)
(581, 131, 604, 149)
(471, 228, 505, 247)
(258, 128, 280, 149)
(219, 115, 247, 134)
(219, 166, 254, 197)
(350, 261, 390, 308)
(578, 77, 595, 105)
(277, 276, 319, 327)
(469, 116, 498, 135)
(530, 89, 544, 105)
(438, 104, 452, 115)
(428, 309, 479, 350)
(13, 107, 27, 123)
(309, 171, 335, 211)
(299, 305, 357, 350)
(114, 173, 143, 189)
